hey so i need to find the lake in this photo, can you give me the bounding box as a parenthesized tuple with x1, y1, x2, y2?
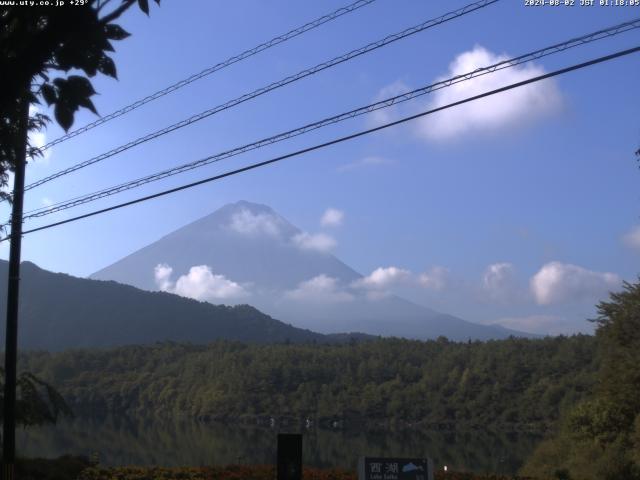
(17, 416, 543, 475)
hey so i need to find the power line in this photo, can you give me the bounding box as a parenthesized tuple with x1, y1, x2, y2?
(5, 45, 638, 242)
(21, 18, 640, 220)
(22, 0, 499, 193)
(36, 0, 378, 153)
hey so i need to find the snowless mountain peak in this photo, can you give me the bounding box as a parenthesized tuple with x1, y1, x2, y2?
(91, 201, 534, 341)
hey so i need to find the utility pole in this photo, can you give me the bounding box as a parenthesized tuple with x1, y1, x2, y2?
(2, 94, 29, 480)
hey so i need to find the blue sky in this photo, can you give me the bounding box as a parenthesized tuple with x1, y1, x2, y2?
(2, 0, 639, 335)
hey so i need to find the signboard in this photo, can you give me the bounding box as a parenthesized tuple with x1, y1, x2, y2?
(358, 457, 434, 480)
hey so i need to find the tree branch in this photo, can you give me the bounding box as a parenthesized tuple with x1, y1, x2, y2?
(99, 0, 136, 24)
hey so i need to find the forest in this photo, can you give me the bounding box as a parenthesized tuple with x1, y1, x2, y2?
(19, 335, 597, 431)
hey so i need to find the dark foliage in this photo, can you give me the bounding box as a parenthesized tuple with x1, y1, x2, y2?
(16, 455, 92, 480)
(0, 0, 158, 198)
(0, 366, 71, 427)
(20, 335, 597, 431)
(522, 280, 640, 480)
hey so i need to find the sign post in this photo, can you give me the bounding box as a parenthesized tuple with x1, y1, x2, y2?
(358, 457, 434, 480)
(277, 433, 302, 480)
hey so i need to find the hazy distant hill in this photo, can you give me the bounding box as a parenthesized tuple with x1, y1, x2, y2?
(92, 200, 531, 341)
(0, 260, 369, 350)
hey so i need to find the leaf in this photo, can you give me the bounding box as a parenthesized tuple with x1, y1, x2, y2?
(103, 39, 115, 52)
(54, 103, 74, 132)
(97, 55, 117, 79)
(65, 75, 96, 98)
(54, 39, 87, 72)
(104, 23, 130, 41)
(77, 97, 98, 115)
(41, 84, 57, 105)
(80, 50, 100, 77)
(138, 0, 149, 15)
(28, 112, 49, 131)
(51, 76, 99, 126)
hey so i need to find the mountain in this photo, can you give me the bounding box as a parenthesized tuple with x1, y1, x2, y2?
(91, 201, 530, 341)
(0, 260, 369, 350)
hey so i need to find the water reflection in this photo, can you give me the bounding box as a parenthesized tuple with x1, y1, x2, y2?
(17, 416, 542, 475)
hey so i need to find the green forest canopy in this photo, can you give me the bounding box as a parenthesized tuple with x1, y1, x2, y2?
(20, 335, 597, 431)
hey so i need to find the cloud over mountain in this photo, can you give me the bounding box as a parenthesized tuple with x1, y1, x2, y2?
(285, 274, 354, 304)
(352, 266, 450, 293)
(418, 267, 449, 291)
(155, 264, 248, 302)
(227, 207, 283, 237)
(292, 232, 336, 252)
(154, 264, 174, 291)
(530, 261, 620, 305)
(353, 266, 412, 290)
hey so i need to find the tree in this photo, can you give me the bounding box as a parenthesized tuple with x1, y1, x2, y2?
(0, 0, 160, 197)
(522, 280, 640, 480)
(0, 367, 71, 428)
(0, 1, 160, 473)
(592, 280, 640, 434)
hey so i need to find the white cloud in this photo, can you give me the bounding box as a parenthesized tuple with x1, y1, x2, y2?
(285, 274, 354, 303)
(354, 266, 412, 290)
(320, 208, 344, 227)
(154, 263, 174, 291)
(337, 156, 394, 172)
(154, 263, 248, 301)
(292, 232, 336, 252)
(482, 262, 518, 302)
(353, 265, 450, 293)
(622, 226, 640, 251)
(227, 208, 282, 237)
(418, 266, 449, 290)
(415, 46, 562, 140)
(530, 261, 621, 305)
(174, 266, 247, 301)
(369, 80, 411, 126)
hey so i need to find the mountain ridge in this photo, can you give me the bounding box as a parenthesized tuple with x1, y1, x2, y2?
(91, 200, 534, 341)
(0, 260, 372, 350)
